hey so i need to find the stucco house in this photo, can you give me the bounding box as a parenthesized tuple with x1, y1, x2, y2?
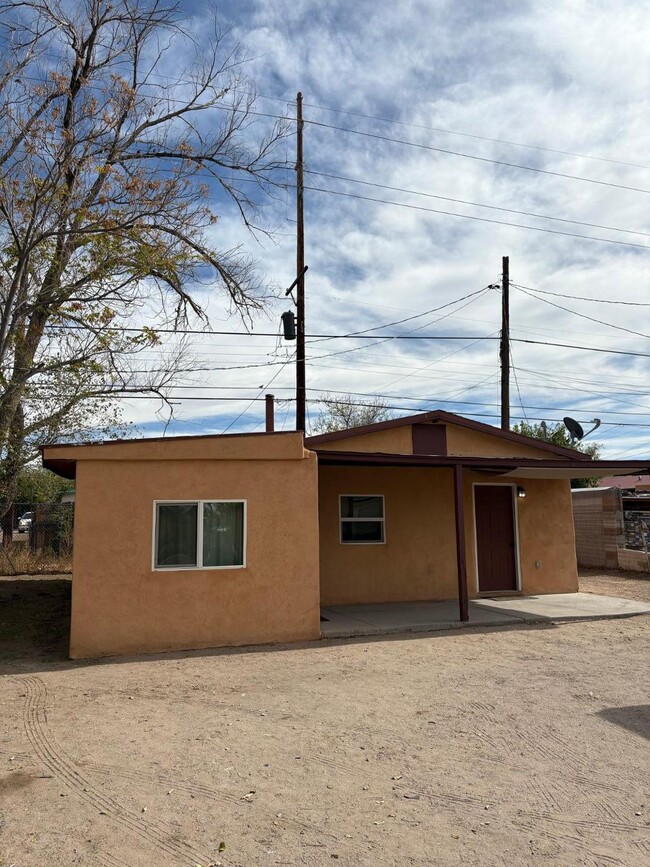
(42, 409, 650, 659)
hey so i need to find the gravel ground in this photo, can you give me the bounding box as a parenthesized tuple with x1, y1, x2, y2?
(0, 573, 649, 867)
(579, 568, 650, 603)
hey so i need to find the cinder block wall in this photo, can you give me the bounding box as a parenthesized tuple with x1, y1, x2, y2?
(571, 487, 623, 568)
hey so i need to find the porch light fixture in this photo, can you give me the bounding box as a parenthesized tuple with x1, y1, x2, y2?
(517, 486, 526, 499)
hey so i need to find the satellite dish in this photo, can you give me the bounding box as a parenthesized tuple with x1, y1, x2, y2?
(563, 417, 602, 444)
(563, 416, 584, 443)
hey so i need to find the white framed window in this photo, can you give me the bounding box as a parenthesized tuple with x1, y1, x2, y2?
(339, 495, 385, 544)
(153, 500, 246, 570)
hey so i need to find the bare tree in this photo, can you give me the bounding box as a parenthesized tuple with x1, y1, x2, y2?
(0, 0, 289, 515)
(310, 393, 393, 434)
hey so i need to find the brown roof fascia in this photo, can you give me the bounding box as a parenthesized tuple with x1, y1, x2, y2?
(305, 409, 589, 461)
(314, 449, 650, 472)
(42, 458, 77, 480)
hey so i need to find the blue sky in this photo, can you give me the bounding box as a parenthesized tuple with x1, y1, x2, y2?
(126, 0, 650, 458)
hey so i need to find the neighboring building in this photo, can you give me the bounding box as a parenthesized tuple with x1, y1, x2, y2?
(599, 474, 650, 493)
(42, 410, 650, 659)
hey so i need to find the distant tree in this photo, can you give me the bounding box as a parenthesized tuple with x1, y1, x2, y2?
(511, 420, 602, 488)
(311, 394, 393, 435)
(15, 467, 74, 504)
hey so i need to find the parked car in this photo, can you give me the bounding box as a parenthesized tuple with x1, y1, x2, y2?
(18, 511, 33, 532)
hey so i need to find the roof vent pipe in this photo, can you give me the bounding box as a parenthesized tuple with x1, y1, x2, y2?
(265, 394, 275, 432)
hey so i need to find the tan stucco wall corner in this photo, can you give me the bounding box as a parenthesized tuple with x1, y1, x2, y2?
(69, 440, 320, 659)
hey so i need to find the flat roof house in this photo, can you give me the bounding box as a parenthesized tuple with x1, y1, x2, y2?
(42, 410, 650, 658)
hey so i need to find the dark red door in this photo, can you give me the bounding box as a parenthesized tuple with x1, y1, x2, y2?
(474, 486, 518, 592)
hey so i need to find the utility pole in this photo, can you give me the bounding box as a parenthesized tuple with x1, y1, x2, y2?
(500, 255, 510, 430)
(295, 91, 306, 432)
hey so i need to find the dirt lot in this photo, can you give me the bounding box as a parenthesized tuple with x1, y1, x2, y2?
(579, 568, 650, 603)
(1, 576, 649, 867)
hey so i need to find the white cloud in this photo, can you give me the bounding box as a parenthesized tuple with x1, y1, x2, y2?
(122, 0, 650, 456)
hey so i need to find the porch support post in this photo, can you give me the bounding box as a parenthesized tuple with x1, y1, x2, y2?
(453, 463, 470, 622)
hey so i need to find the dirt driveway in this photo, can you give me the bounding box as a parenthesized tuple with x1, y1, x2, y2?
(1, 575, 649, 866)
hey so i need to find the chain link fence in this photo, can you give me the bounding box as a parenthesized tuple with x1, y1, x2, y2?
(0, 501, 74, 575)
(624, 510, 650, 553)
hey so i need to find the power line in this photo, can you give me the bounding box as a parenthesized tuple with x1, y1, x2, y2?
(53, 69, 648, 175)
(306, 170, 650, 238)
(221, 346, 293, 434)
(15, 65, 643, 172)
(306, 286, 492, 344)
(512, 337, 650, 359)
(516, 286, 650, 340)
(306, 118, 650, 196)
(38, 325, 650, 359)
(304, 184, 649, 250)
(512, 283, 650, 307)
(39, 389, 650, 423)
(298, 100, 650, 172)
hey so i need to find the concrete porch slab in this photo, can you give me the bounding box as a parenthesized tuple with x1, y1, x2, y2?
(474, 592, 650, 622)
(320, 593, 650, 639)
(320, 601, 521, 638)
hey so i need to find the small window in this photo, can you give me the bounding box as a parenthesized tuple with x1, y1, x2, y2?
(339, 495, 385, 544)
(154, 500, 246, 570)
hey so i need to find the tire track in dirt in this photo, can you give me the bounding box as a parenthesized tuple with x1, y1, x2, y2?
(17, 675, 220, 867)
(515, 818, 629, 867)
(96, 852, 137, 867)
(82, 759, 338, 841)
(524, 775, 563, 812)
(0, 748, 32, 761)
(520, 809, 647, 834)
(301, 749, 500, 813)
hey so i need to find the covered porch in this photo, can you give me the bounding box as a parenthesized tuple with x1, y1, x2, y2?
(315, 449, 650, 623)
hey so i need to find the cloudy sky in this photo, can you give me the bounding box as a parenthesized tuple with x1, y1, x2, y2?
(126, 0, 649, 458)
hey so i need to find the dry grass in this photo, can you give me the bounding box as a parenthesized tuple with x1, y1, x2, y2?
(0, 541, 72, 576)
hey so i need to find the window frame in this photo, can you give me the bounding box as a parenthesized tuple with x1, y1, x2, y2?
(338, 494, 386, 545)
(152, 499, 247, 571)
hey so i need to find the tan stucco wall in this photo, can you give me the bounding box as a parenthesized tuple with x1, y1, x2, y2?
(69, 444, 320, 658)
(319, 467, 578, 605)
(464, 473, 579, 595)
(311, 422, 578, 462)
(446, 425, 571, 460)
(46, 430, 304, 464)
(319, 466, 457, 604)
(312, 426, 413, 454)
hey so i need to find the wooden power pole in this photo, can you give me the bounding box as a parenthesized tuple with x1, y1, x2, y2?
(295, 92, 306, 432)
(500, 255, 510, 430)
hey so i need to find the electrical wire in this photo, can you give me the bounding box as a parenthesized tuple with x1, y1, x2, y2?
(306, 285, 493, 344)
(298, 100, 650, 172)
(304, 183, 649, 250)
(305, 170, 650, 238)
(14, 64, 642, 172)
(510, 347, 528, 421)
(512, 283, 650, 307)
(306, 118, 650, 196)
(516, 286, 650, 340)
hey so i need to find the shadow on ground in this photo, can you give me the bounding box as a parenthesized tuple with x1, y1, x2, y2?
(2, 575, 647, 679)
(597, 705, 650, 742)
(0, 576, 71, 669)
